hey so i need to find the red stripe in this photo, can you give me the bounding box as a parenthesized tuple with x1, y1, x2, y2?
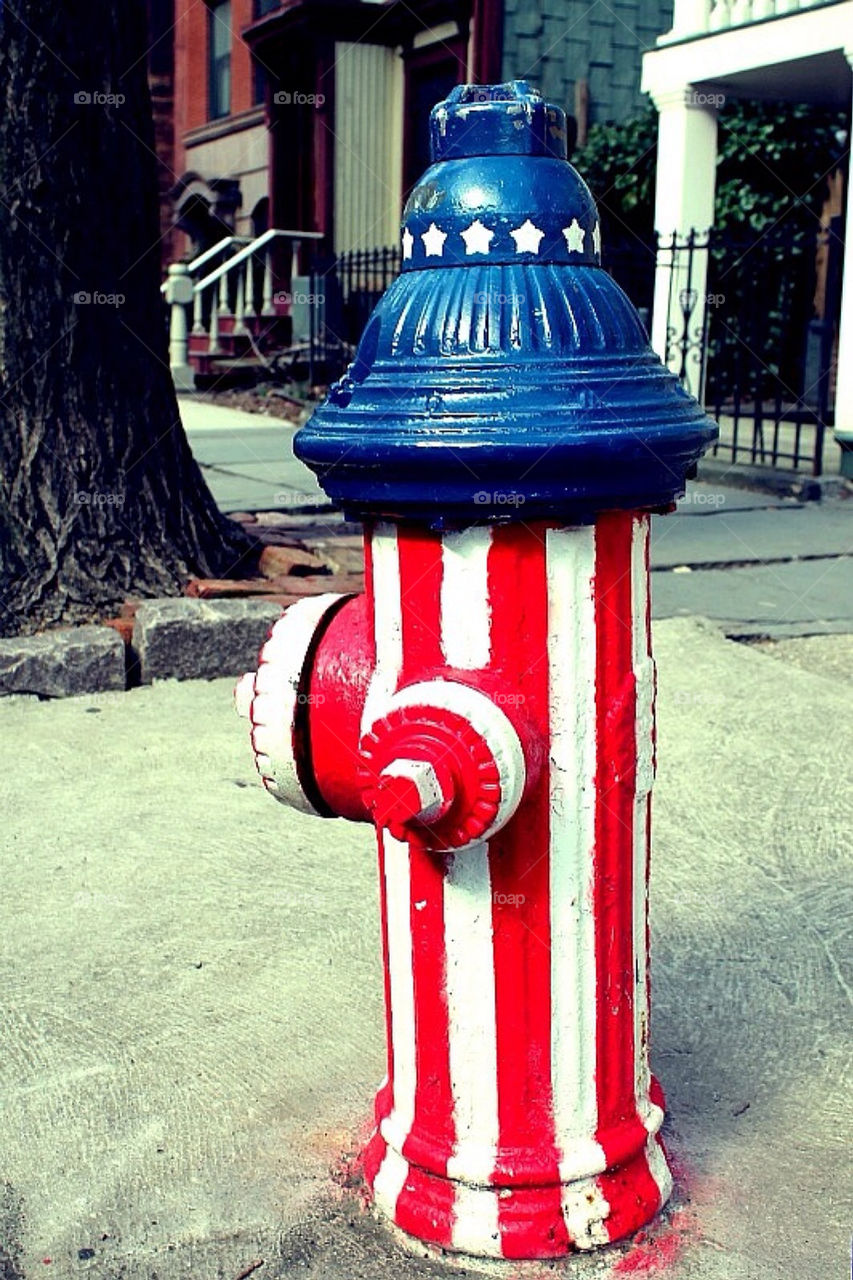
(598, 1142, 663, 1243)
(396, 526, 444, 680)
(394, 1162, 455, 1248)
(394, 528, 455, 1183)
(362, 1129, 387, 1190)
(486, 523, 567, 1256)
(593, 512, 660, 1235)
(400, 839, 455, 1170)
(593, 510, 638, 1145)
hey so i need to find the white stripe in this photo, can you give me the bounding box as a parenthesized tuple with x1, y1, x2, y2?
(645, 1134, 673, 1210)
(632, 516, 655, 797)
(440, 528, 492, 669)
(451, 1184, 502, 1256)
(372, 1145, 410, 1221)
(378, 831, 417, 1155)
(444, 842, 500, 1187)
(362, 532, 415, 1166)
(561, 1177, 611, 1250)
(631, 516, 654, 1117)
(361, 523, 403, 736)
(545, 526, 603, 1178)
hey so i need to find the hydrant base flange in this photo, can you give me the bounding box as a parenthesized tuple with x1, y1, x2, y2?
(365, 1129, 671, 1258)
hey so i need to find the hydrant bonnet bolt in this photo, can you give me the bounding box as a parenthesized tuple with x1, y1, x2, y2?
(238, 78, 718, 1260)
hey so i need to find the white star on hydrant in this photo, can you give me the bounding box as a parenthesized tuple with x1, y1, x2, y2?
(401, 227, 414, 260)
(562, 218, 586, 254)
(421, 222, 448, 257)
(460, 219, 494, 255)
(510, 218, 545, 254)
(593, 222, 602, 257)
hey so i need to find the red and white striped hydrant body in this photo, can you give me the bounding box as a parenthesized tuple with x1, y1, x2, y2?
(237, 81, 716, 1260)
(360, 515, 668, 1256)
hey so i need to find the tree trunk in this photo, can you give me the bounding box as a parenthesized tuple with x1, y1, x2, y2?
(0, 0, 257, 636)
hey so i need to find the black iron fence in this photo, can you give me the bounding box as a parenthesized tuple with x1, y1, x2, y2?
(634, 221, 843, 475)
(292, 247, 400, 385)
(331, 246, 401, 345)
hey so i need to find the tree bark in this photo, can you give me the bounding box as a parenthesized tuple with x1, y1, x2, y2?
(0, 0, 257, 636)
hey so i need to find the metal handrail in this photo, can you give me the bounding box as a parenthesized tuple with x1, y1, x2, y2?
(186, 234, 252, 274)
(159, 235, 252, 293)
(194, 227, 324, 294)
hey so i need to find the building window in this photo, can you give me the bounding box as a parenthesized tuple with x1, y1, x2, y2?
(208, 0, 232, 120)
(253, 58, 267, 106)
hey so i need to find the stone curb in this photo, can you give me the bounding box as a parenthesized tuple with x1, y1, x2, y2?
(0, 600, 290, 699)
(132, 597, 283, 684)
(0, 625, 126, 698)
(697, 457, 853, 502)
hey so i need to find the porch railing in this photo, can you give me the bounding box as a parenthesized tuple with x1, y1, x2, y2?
(165, 228, 324, 382)
(665, 0, 829, 42)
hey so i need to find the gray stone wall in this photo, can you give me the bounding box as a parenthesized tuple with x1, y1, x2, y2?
(501, 0, 673, 127)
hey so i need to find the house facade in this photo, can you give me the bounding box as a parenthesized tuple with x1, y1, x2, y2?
(642, 0, 852, 472)
(166, 0, 674, 260)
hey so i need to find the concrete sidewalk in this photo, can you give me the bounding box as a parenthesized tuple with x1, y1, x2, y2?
(1, 619, 850, 1279)
(180, 397, 329, 514)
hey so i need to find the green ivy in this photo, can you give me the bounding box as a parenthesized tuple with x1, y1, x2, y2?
(576, 99, 847, 403)
(576, 98, 847, 243)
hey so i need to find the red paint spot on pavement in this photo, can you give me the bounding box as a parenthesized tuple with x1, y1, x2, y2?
(613, 1210, 695, 1273)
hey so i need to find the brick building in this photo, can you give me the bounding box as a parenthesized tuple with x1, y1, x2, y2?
(146, 0, 179, 264)
(162, 0, 670, 264)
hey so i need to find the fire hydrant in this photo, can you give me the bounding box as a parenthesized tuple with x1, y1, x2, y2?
(236, 81, 717, 1260)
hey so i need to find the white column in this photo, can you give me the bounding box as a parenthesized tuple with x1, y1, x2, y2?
(833, 55, 853, 477)
(262, 248, 275, 316)
(192, 283, 204, 335)
(648, 86, 718, 402)
(233, 268, 247, 335)
(245, 256, 256, 320)
(164, 263, 195, 391)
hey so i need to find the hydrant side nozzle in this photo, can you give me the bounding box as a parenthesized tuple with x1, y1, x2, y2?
(240, 592, 354, 814)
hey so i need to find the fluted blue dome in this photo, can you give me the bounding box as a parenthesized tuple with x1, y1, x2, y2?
(295, 81, 717, 525)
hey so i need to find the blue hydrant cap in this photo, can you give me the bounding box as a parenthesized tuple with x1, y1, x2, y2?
(402, 81, 599, 270)
(295, 81, 718, 525)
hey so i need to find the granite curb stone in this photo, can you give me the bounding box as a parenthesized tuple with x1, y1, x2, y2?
(698, 456, 853, 501)
(0, 625, 125, 697)
(133, 597, 283, 683)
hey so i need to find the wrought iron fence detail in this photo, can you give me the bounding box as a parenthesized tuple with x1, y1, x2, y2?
(648, 222, 843, 475)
